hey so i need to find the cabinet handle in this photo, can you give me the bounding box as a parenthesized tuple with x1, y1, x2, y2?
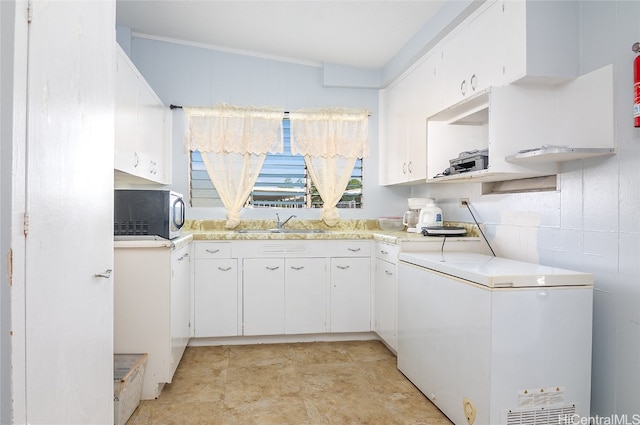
(407, 161, 413, 173)
(336, 265, 350, 270)
(218, 266, 232, 272)
(266, 266, 280, 271)
(94, 269, 112, 279)
(402, 162, 407, 174)
(290, 266, 305, 271)
(348, 247, 361, 252)
(380, 250, 388, 255)
(205, 249, 220, 254)
(133, 152, 139, 168)
(460, 79, 467, 96)
(385, 270, 393, 276)
(470, 74, 477, 91)
(178, 253, 189, 261)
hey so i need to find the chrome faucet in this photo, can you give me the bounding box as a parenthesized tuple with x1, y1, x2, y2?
(276, 213, 297, 229)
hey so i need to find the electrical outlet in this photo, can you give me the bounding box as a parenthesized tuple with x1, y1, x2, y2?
(459, 198, 469, 208)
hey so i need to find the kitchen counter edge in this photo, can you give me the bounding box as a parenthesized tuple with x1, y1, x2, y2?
(187, 230, 477, 245)
(114, 234, 194, 249)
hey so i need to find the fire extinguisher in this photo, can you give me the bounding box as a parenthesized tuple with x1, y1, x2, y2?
(634, 42, 640, 127)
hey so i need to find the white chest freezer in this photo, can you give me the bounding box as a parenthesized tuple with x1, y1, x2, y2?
(397, 252, 593, 425)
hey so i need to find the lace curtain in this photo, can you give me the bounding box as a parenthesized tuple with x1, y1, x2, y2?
(184, 104, 284, 228)
(289, 108, 370, 226)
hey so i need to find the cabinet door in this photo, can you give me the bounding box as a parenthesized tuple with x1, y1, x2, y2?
(439, 25, 469, 108)
(465, 0, 504, 94)
(137, 80, 167, 182)
(330, 257, 371, 333)
(374, 258, 396, 350)
(194, 258, 239, 337)
(404, 53, 439, 183)
(380, 76, 410, 185)
(114, 48, 139, 174)
(243, 258, 285, 336)
(170, 245, 191, 377)
(440, 0, 503, 108)
(285, 258, 326, 335)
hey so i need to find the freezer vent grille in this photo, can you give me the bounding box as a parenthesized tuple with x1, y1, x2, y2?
(503, 404, 576, 425)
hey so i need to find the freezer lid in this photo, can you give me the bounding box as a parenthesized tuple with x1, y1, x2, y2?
(398, 252, 594, 288)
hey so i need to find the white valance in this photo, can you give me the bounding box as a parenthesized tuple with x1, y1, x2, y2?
(289, 108, 370, 158)
(184, 103, 285, 154)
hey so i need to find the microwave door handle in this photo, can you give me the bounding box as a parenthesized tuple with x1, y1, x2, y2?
(173, 197, 185, 229)
(179, 198, 185, 227)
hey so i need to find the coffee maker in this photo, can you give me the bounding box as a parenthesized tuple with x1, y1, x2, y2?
(403, 198, 427, 232)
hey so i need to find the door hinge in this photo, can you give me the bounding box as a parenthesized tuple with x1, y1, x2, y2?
(23, 212, 29, 237)
(27, 1, 33, 23)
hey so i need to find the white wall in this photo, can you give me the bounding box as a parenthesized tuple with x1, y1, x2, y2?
(412, 0, 640, 416)
(123, 35, 411, 222)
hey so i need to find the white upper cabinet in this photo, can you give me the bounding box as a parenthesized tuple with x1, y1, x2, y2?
(115, 44, 171, 185)
(502, 0, 579, 85)
(380, 0, 613, 184)
(440, 0, 504, 108)
(379, 51, 439, 186)
(439, 0, 579, 110)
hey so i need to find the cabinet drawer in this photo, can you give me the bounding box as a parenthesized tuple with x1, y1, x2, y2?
(194, 242, 232, 259)
(334, 241, 371, 257)
(375, 243, 399, 263)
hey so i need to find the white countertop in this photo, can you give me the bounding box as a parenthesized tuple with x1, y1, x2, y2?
(114, 234, 193, 250)
(398, 252, 594, 288)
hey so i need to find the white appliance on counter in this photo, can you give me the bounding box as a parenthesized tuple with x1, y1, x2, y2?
(397, 252, 593, 425)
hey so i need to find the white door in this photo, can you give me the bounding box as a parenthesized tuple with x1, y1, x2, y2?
(25, 2, 115, 423)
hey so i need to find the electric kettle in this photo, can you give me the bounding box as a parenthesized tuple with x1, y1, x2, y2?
(417, 199, 443, 228)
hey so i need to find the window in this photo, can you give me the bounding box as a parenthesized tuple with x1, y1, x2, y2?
(189, 119, 363, 208)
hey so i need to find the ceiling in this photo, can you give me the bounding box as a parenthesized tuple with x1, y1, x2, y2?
(115, 1, 447, 69)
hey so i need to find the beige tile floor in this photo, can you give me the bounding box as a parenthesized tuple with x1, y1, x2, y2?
(127, 340, 453, 425)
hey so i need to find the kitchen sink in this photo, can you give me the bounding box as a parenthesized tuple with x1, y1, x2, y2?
(235, 228, 327, 234)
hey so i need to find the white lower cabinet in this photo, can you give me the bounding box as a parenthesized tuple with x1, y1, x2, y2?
(193, 242, 240, 337)
(243, 257, 327, 336)
(114, 238, 192, 400)
(192, 239, 378, 338)
(374, 242, 399, 351)
(330, 241, 371, 333)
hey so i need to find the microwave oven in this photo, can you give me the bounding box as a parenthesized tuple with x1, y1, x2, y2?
(114, 190, 185, 240)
